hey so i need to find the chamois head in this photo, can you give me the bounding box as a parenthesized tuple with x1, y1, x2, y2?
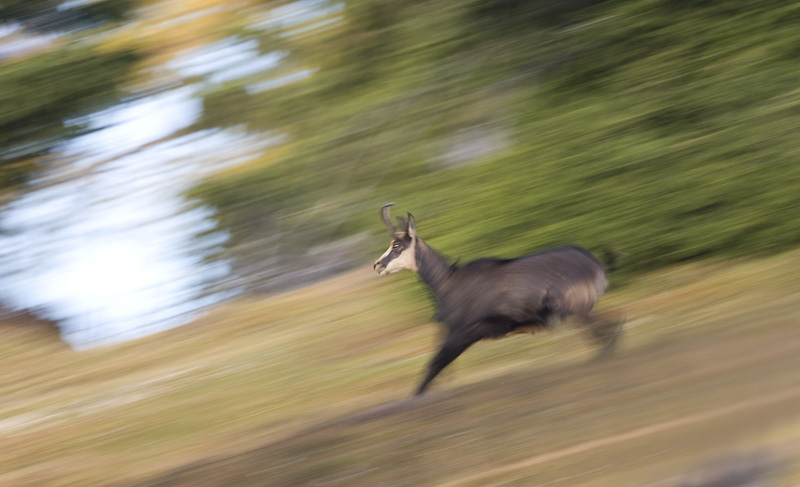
(374, 203, 418, 276)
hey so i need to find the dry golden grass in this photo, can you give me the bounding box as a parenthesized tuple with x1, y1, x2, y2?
(2, 251, 800, 486)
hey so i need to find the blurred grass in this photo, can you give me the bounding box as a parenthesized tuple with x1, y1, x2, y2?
(2, 250, 800, 485)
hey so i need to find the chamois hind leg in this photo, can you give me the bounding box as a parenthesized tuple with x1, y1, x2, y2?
(415, 330, 476, 396)
(579, 310, 625, 360)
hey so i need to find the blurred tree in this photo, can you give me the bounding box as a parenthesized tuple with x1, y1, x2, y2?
(0, 0, 138, 194)
(0, 0, 133, 32)
(0, 49, 138, 190)
(188, 0, 800, 291)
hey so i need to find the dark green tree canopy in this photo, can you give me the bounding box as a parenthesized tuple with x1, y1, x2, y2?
(0, 0, 133, 32)
(0, 0, 139, 193)
(190, 0, 800, 290)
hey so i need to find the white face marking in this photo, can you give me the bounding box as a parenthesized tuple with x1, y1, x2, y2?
(375, 237, 417, 275)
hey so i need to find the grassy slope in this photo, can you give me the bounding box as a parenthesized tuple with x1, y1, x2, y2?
(2, 250, 800, 486)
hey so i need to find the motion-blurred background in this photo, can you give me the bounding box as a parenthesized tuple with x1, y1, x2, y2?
(1, 0, 799, 485)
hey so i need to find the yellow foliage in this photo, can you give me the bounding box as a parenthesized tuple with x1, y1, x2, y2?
(96, 0, 265, 89)
(214, 140, 294, 178)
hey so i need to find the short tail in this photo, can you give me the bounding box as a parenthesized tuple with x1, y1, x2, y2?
(602, 248, 624, 274)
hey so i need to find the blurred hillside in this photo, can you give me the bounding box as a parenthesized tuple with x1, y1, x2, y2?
(2, 2, 800, 483)
(3, 247, 800, 485)
(188, 0, 800, 291)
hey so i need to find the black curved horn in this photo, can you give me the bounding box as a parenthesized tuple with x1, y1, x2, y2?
(381, 202, 397, 235)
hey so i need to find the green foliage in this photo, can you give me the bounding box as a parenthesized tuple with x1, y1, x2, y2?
(0, 0, 139, 193)
(0, 0, 133, 31)
(0, 46, 139, 191)
(192, 0, 800, 288)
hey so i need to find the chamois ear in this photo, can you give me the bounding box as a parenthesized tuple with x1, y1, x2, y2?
(406, 213, 416, 239)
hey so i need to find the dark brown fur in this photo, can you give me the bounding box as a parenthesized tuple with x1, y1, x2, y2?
(374, 205, 621, 396)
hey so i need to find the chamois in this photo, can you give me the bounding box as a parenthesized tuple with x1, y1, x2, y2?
(374, 203, 621, 396)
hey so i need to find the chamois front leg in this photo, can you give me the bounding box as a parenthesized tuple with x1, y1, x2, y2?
(415, 330, 476, 396)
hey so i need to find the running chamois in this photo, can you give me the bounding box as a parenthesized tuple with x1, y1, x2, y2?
(373, 203, 622, 396)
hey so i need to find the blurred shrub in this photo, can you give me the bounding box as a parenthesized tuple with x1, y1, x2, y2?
(191, 0, 800, 290)
(0, 0, 138, 193)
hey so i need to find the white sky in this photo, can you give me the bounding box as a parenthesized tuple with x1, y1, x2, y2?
(0, 83, 274, 349)
(0, 16, 316, 349)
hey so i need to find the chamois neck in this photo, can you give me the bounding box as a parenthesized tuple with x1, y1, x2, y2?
(415, 238, 451, 294)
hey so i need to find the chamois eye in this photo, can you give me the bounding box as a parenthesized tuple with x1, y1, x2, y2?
(392, 243, 401, 250)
